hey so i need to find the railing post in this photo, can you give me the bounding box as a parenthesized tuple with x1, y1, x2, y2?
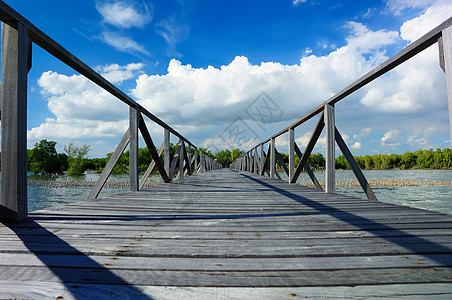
(129, 106, 139, 192)
(253, 148, 258, 174)
(0, 22, 30, 221)
(441, 25, 452, 144)
(325, 104, 335, 193)
(164, 128, 171, 181)
(179, 141, 184, 180)
(270, 138, 275, 178)
(187, 145, 192, 174)
(194, 147, 198, 174)
(288, 128, 295, 183)
(260, 143, 264, 175)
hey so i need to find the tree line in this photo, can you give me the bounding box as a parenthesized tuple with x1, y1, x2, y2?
(1, 139, 450, 176)
(214, 148, 452, 170)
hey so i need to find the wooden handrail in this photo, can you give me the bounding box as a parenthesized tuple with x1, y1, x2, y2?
(231, 16, 452, 202)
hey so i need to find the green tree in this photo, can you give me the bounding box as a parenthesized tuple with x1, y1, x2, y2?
(64, 142, 91, 176)
(28, 139, 61, 175)
(335, 155, 349, 170)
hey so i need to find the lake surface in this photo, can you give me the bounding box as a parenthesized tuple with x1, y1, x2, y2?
(281, 169, 452, 216)
(2, 169, 451, 216)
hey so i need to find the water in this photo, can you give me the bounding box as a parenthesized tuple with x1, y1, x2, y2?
(25, 173, 163, 212)
(1, 170, 451, 216)
(280, 169, 452, 216)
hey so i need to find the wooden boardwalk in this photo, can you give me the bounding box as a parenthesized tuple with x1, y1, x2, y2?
(1, 169, 452, 299)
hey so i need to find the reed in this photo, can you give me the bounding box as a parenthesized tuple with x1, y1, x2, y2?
(300, 178, 452, 188)
(27, 180, 159, 189)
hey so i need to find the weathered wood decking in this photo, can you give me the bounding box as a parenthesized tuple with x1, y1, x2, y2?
(1, 168, 452, 299)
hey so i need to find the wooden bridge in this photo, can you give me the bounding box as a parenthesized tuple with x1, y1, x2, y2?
(1, 169, 452, 298)
(0, 2, 451, 298)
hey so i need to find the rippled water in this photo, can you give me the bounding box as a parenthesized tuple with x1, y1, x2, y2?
(280, 169, 452, 216)
(2, 170, 452, 216)
(25, 173, 163, 212)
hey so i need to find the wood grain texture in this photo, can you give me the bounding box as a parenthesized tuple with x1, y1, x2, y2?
(0, 169, 451, 298)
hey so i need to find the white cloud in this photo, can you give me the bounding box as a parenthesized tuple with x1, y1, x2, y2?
(96, 1, 152, 29)
(96, 63, 144, 83)
(360, 1, 451, 115)
(399, 1, 452, 43)
(133, 21, 398, 127)
(351, 141, 362, 150)
(292, 0, 307, 5)
(344, 21, 399, 54)
(202, 137, 260, 152)
(101, 31, 150, 56)
(353, 128, 372, 139)
(156, 17, 190, 57)
(381, 129, 401, 147)
(31, 68, 134, 151)
(385, 0, 435, 15)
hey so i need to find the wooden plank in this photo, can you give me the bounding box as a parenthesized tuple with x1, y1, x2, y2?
(0, 21, 29, 221)
(87, 129, 129, 199)
(1, 168, 451, 296)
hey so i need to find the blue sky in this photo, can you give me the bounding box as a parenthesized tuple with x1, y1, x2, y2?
(3, 0, 452, 157)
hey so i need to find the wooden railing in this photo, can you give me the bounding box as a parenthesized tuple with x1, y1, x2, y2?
(230, 16, 452, 201)
(0, 1, 221, 221)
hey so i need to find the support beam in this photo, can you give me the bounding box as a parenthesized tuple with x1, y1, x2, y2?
(0, 22, 29, 221)
(275, 149, 289, 176)
(288, 128, 295, 183)
(169, 140, 182, 179)
(164, 129, 171, 180)
(294, 143, 323, 191)
(179, 141, 185, 180)
(260, 144, 264, 175)
(88, 129, 130, 199)
(129, 106, 139, 192)
(139, 143, 164, 189)
(441, 26, 452, 145)
(138, 116, 170, 183)
(253, 149, 258, 174)
(335, 127, 378, 201)
(291, 113, 324, 183)
(194, 147, 198, 174)
(187, 145, 192, 174)
(325, 104, 335, 193)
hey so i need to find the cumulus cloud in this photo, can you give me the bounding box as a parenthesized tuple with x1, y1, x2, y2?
(360, 1, 451, 114)
(96, 1, 152, 29)
(30, 3, 451, 153)
(132, 21, 398, 126)
(381, 129, 402, 147)
(96, 62, 144, 83)
(353, 128, 372, 139)
(30, 66, 137, 151)
(351, 142, 362, 150)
